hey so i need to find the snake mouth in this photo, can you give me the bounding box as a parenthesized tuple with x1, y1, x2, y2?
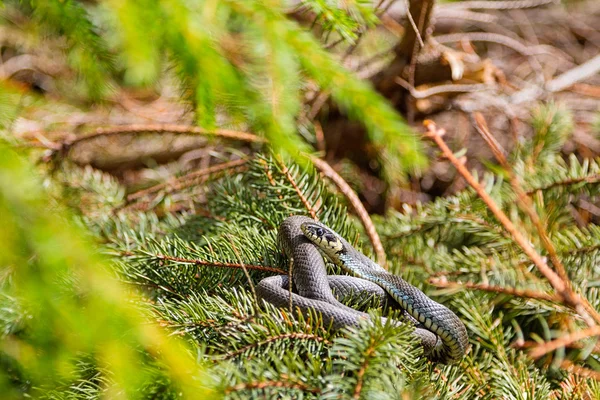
(300, 222, 344, 253)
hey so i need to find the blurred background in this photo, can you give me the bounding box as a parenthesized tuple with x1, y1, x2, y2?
(1, 0, 597, 216)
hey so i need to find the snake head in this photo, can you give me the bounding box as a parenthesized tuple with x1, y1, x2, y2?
(300, 222, 344, 257)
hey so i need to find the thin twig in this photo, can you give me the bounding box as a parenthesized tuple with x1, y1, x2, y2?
(434, 8, 498, 23)
(471, 113, 508, 162)
(225, 380, 321, 395)
(529, 325, 600, 359)
(277, 157, 319, 220)
(310, 156, 386, 267)
(545, 53, 600, 93)
(404, 0, 425, 49)
(442, 0, 558, 10)
(423, 120, 598, 327)
(407, 0, 430, 88)
(229, 235, 259, 310)
(126, 159, 249, 202)
(570, 83, 600, 98)
(429, 278, 561, 302)
(25, 123, 266, 150)
(149, 253, 286, 275)
(395, 77, 491, 99)
(223, 332, 329, 360)
(473, 114, 591, 324)
(434, 32, 562, 58)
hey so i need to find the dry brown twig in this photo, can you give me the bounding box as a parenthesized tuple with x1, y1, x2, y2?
(277, 157, 319, 221)
(309, 156, 387, 267)
(423, 120, 599, 328)
(125, 158, 250, 203)
(529, 325, 600, 359)
(144, 253, 286, 275)
(395, 77, 491, 99)
(24, 123, 266, 153)
(441, 0, 558, 10)
(429, 278, 561, 302)
(473, 113, 573, 284)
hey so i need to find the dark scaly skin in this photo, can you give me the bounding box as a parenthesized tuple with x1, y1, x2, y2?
(256, 216, 467, 363)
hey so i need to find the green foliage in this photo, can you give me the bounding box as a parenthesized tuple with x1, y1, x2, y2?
(301, 0, 379, 43)
(517, 103, 573, 166)
(27, 0, 115, 99)
(0, 83, 24, 133)
(321, 314, 424, 399)
(1, 0, 423, 177)
(0, 144, 215, 398)
(2, 1, 600, 398)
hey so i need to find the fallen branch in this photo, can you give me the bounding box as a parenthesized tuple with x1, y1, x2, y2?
(423, 120, 598, 327)
(529, 325, 600, 359)
(126, 158, 250, 203)
(24, 123, 266, 151)
(395, 77, 490, 99)
(429, 278, 561, 302)
(310, 156, 387, 267)
(545, 53, 600, 93)
(442, 0, 558, 10)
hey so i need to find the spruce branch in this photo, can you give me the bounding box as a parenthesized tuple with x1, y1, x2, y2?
(423, 120, 599, 327)
(223, 333, 330, 361)
(310, 156, 386, 266)
(322, 313, 423, 399)
(224, 379, 321, 396)
(525, 173, 600, 195)
(474, 113, 571, 288)
(560, 360, 600, 382)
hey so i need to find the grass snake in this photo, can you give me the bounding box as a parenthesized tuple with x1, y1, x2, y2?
(256, 215, 468, 364)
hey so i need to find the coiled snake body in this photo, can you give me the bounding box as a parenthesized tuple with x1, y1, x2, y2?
(256, 216, 468, 364)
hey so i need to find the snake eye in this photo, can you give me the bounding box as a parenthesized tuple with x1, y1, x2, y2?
(316, 228, 324, 237)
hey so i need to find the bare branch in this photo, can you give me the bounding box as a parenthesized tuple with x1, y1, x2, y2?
(310, 156, 387, 267)
(423, 120, 599, 327)
(429, 278, 561, 302)
(529, 326, 600, 359)
(546, 53, 600, 93)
